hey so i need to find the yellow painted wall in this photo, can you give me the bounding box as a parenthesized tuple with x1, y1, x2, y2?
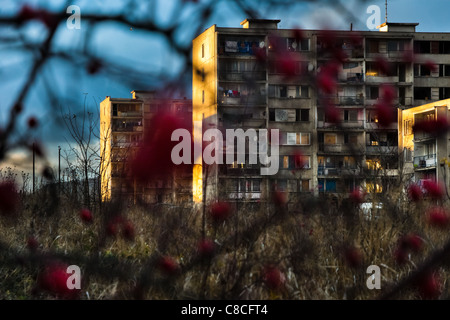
(192, 25, 218, 203)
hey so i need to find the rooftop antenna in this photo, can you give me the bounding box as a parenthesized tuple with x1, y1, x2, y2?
(385, 0, 388, 23)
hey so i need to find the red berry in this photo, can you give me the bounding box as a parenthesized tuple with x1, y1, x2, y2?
(272, 190, 287, 207)
(38, 262, 80, 299)
(422, 180, 444, 199)
(158, 256, 179, 275)
(210, 202, 232, 222)
(263, 266, 284, 290)
(198, 239, 215, 258)
(122, 220, 135, 241)
(417, 271, 441, 300)
(408, 184, 422, 202)
(349, 189, 365, 204)
(427, 207, 449, 228)
(404, 234, 423, 252)
(344, 246, 362, 268)
(27, 236, 39, 251)
(79, 209, 92, 223)
(394, 248, 408, 265)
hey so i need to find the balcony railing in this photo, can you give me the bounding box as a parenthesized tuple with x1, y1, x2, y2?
(338, 73, 364, 84)
(114, 111, 142, 117)
(219, 95, 266, 106)
(319, 143, 342, 153)
(317, 120, 365, 129)
(414, 132, 436, 141)
(317, 167, 360, 176)
(321, 95, 364, 105)
(113, 125, 143, 132)
(228, 192, 261, 200)
(414, 154, 437, 169)
(219, 71, 266, 82)
(366, 145, 398, 155)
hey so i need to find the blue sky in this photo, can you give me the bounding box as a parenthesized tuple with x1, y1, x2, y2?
(1, 0, 450, 177)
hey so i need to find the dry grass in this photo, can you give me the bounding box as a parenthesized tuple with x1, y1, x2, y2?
(0, 182, 449, 300)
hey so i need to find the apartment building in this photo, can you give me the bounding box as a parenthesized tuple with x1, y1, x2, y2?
(399, 99, 450, 189)
(192, 19, 450, 205)
(100, 91, 192, 204)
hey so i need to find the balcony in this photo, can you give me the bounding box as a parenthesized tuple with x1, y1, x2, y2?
(414, 154, 437, 169)
(317, 120, 365, 129)
(338, 73, 364, 84)
(317, 167, 360, 176)
(319, 143, 341, 153)
(113, 125, 143, 132)
(219, 95, 266, 106)
(320, 95, 364, 106)
(365, 75, 399, 84)
(219, 71, 266, 82)
(365, 121, 398, 130)
(219, 166, 261, 176)
(228, 192, 261, 200)
(366, 145, 398, 155)
(114, 111, 142, 117)
(414, 132, 436, 141)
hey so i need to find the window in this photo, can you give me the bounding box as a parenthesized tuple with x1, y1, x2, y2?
(202, 90, 205, 103)
(287, 37, 310, 51)
(366, 159, 381, 170)
(275, 180, 287, 191)
(414, 64, 431, 77)
(324, 133, 337, 145)
(404, 120, 413, 135)
(366, 183, 383, 193)
(301, 85, 309, 98)
(300, 180, 310, 192)
(414, 41, 430, 54)
(414, 87, 431, 100)
(367, 40, 379, 53)
(285, 132, 310, 145)
(201, 43, 205, 58)
(439, 41, 450, 54)
(201, 67, 205, 81)
(344, 133, 358, 144)
(297, 109, 309, 122)
(343, 110, 357, 122)
(279, 86, 287, 98)
(439, 64, 450, 77)
(388, 40, 406, 52)
(367, 86, 379, 99)
(439, 87, 450, 100)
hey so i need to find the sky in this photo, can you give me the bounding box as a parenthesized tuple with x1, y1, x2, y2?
(1, 0, 450, 181)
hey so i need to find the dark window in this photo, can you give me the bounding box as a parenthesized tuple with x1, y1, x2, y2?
(414, 87, 431, 100)
(439, 41, 450, 54)
(414, 64, 430, 77)
(414, 41, 430, 54)
(201, 43, 205, 58)
(367, 86, 379, 99)
(439, 87, 450, 100)
(279, 86, 287, 98)
(269, 109, 275, 121)
(297, 109, 309, 122)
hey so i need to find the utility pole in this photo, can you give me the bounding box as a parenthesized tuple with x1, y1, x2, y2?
(32, 141, 35, 194)
(58, 146, 61, 195)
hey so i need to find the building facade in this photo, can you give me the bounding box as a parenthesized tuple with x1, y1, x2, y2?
(192, 19, 450, 205)
(100, 91, 192, 204)
(399, 99, 450, 189)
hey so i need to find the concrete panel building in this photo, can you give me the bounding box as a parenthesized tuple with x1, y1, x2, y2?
(100, 91, 192, 204)
(399, 99, 450, 189)
(192, 19, 450, 206)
